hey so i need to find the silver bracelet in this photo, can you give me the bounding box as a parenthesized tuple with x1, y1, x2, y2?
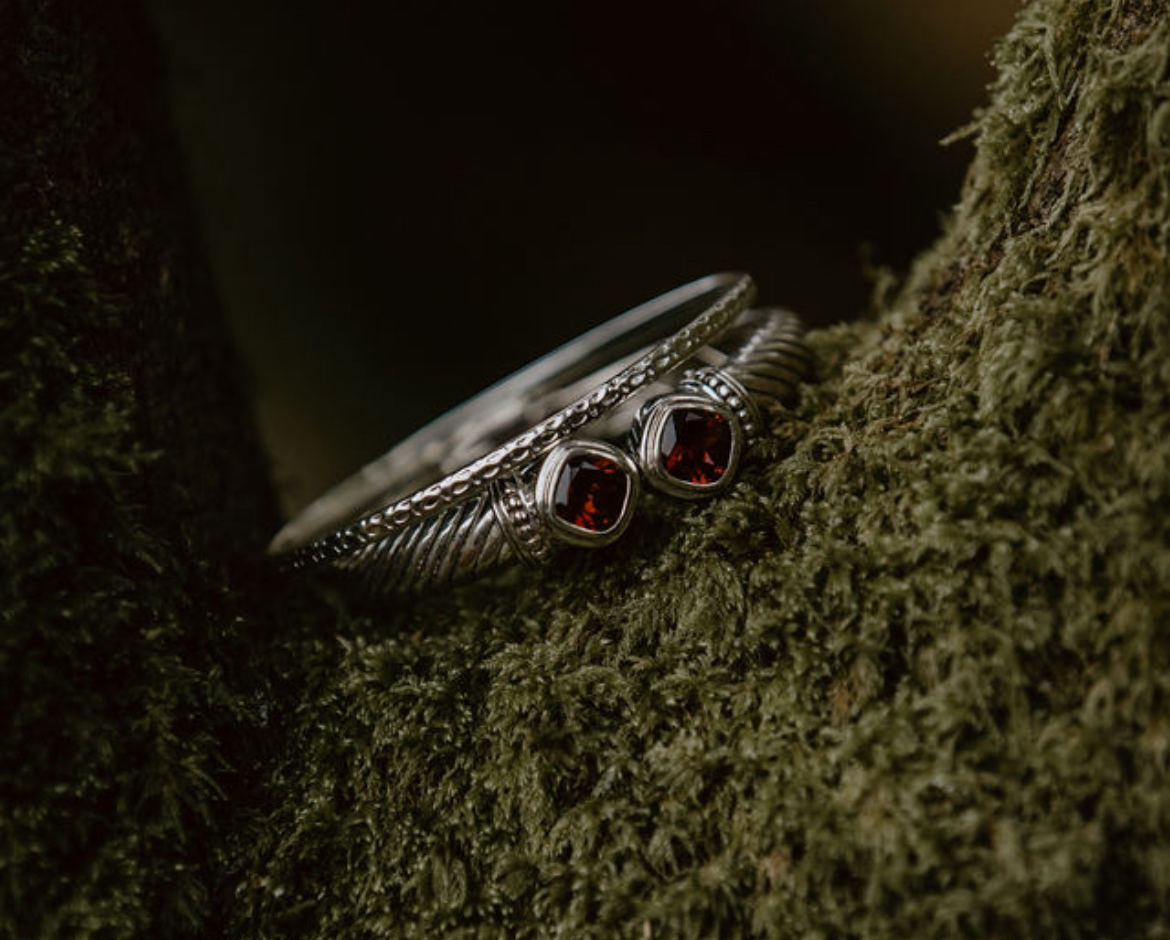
(268, 273, 813, 594)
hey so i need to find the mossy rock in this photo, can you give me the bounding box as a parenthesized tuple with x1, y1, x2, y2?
(2, 0, 1169, 938)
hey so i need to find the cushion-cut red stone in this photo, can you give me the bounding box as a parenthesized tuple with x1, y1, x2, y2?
(553, 455, 630, 532)
(660, 407, 732, 485)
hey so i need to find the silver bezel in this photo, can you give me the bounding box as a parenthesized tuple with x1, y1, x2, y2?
(536, 439, 641, 548)
(637, 394, 742, 499)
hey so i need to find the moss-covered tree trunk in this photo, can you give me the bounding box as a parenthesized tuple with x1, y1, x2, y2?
(3, 0, 1169, 938)
(0, 1, 282, 936)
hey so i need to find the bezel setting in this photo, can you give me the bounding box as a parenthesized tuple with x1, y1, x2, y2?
(637, 394, 741, 499)
(536, 439, 641, 547)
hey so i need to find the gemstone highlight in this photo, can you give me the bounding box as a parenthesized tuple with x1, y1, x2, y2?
(659, 408, 732, 486)
(553, 455, 631, 533)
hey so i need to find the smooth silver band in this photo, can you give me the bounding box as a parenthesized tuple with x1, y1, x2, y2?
(269, 273, 813, 593)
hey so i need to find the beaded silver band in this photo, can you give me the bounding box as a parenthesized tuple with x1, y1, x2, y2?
(268, 273, 813, 594)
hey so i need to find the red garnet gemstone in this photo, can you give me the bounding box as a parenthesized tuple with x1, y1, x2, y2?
(553, 455, 631, 532)
(660, 408, 732, 486)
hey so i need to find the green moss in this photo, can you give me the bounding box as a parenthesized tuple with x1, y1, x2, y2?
(239, 1, 1170, 937)
(0, 2, 279, 937)
(3, 0, 1169, 937)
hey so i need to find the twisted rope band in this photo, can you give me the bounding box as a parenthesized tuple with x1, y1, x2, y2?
(269, 275, 813, 594)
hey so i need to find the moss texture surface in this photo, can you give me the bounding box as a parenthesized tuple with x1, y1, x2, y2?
(0, 2, 281, 935)
(3, 0, 1170, 937)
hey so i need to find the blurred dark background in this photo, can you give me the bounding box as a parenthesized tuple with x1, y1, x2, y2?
(143, 0, 1018, 515)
